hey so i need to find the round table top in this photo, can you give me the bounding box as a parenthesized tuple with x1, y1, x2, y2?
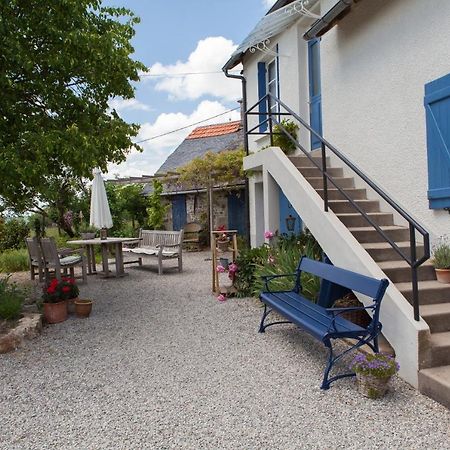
(67, 237, 141, 245)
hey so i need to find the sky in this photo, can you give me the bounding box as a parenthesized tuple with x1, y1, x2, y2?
(105, 0, 278, 179)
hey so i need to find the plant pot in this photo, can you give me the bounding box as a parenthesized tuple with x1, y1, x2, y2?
(217, 240, 229, 252)
(435, 268, 450, 284)
(43, 300, 68, 324)
(356, 372, 391, 399)
(74, 299, 93, 318)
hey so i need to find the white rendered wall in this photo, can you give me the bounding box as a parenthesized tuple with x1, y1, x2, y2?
(320, 0, 450, 240)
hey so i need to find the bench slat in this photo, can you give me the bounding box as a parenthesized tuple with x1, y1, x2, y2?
(299, 258, 384, 298)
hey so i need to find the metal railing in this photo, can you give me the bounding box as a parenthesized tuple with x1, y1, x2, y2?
(246, 93, 430, 321)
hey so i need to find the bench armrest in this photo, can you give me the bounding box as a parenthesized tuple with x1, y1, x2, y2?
(326, 304, 376, 333)
(262, 273, 298, 293)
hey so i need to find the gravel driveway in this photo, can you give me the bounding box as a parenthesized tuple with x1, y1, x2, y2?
(1, 251, 449, 449)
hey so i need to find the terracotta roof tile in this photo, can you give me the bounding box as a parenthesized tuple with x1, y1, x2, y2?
(187, 120, 241, 139)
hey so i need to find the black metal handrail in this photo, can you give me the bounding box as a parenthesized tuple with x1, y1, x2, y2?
(246, 93, 430, 321)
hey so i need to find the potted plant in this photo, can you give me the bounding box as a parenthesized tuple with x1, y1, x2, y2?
(42, 278, 77, 324)
(74, 299, 93, 318)
(61, 277, 80, 314)
(350, 352, 399, 399)
(432, 237, 450, 283)
(216, 232, 230, 252)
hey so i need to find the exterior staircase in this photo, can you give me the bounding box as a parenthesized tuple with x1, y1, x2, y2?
(290, 154, 450, 409)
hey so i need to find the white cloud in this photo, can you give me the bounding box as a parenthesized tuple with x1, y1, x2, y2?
(263, 0, 277, 8)
(106, 100, 241, 178)
(147, 37, 242, 102)
(109, 98, 152, 112)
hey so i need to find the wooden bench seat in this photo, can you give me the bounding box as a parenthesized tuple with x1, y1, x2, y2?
(123, 229, 184, 275)
(259, 257, 389, 389)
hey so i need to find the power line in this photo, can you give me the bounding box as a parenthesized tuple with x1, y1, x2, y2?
(134, 107, 240, 144)
(140, 70, 240, 78)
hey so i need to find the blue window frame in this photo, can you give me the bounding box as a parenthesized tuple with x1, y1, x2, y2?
(424, 73, 450, 209)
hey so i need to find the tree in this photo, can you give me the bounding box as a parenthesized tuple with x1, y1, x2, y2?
(117, 184, 148, 230)
(0, 0, 146, 221)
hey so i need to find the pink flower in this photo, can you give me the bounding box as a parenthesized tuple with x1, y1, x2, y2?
(268, 255, 276, 265)
(228, 263, 238, 273)
(264, 230, 274, 240)
(216, 265, 225, 273)
(217, 294, 227, 302)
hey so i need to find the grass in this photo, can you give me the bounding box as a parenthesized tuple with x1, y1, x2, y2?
(0, 249, 29, 273)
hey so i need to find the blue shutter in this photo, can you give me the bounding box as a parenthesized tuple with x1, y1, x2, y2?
(425, 73, 450, 209)
(257, 62, 267, 132)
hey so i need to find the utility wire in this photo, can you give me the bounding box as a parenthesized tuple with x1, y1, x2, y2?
(134, 107, 240, 144)
(140, 70, 240, 78)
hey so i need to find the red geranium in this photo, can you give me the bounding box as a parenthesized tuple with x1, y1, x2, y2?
(42, 278, 80, 303)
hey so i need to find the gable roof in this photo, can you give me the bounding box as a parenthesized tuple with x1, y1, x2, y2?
(156, 121, 243, 175)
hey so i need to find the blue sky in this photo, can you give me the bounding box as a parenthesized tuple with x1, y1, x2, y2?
(105, 0, 277, 178)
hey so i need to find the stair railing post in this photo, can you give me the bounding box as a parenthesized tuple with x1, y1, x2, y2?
(409, 223, 420, 321)
(268, 95, 274, 146)
(321, 142, 328, 212)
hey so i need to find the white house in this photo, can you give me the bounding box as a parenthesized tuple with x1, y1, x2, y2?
(223, 0, 450, 407)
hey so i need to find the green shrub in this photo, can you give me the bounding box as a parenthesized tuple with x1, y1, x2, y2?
(432, 237, 450, 269)
(0, 276, 23, 320)
(272, 119, 299, 155)
(0, 249, 29, 273)
(0, 217, 30, 252)
(235, 246, 270, 297)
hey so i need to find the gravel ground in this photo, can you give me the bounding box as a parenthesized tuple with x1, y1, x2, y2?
(1, 252, 449, 450)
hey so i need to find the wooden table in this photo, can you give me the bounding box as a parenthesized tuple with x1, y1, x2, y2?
(67, 237, 140, 278)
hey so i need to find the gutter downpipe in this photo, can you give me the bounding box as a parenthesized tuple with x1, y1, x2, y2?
(223, 68, 251, 245)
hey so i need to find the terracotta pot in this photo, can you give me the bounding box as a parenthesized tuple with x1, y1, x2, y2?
(74, 299, 93, 318)
(43, 300, 68, 324)
(356, 372, 391, 399)
(435, 268, 450, 284)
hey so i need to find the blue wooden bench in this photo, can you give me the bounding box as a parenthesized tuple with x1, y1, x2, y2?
(259, 257, 389, 389)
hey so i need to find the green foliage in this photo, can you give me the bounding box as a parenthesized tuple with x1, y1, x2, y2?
(432, 237, 450, 269)
(350, 353, 399, 379)
(117, 184, 148, 229)
(235, 230, 322, 301)
(175, 149, 245, 188)
(0, 0, 146, 216)
(0, 276, 23, 320)
(0, 249, 29, 273)
(272, 119, 299, 154)
(0, 217, 30, 252)
(147, 180, 169, 230)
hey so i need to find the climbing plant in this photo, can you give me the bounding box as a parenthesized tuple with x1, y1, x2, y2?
(147, 180, 169, 230)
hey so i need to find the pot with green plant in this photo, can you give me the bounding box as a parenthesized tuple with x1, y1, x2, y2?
(42, 278, 78, 324)
(272, 119, 299, 155)
(350, 353, 399, 399)
(432, 237, 450, 283)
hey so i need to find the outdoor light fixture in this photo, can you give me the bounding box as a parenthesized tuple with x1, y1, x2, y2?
(285, 214, 296, 232)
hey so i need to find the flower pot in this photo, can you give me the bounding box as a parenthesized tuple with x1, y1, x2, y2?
(217, 240, 229, 252)
(435, 268, 450, 284)
(43, 300, 68, 324)
(356, 372, 391, 399)
(74, 299, 93, 318)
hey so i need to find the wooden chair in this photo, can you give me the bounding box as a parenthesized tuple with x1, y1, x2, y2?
(25, 238, 44, 282)
(40, 237, 87, 283)
(183, 222, 204, 251)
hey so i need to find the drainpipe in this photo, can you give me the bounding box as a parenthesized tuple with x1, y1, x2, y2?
(223, 68, 251, 246)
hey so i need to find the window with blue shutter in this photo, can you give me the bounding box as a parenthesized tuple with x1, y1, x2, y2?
(425, 73, 450, 209)
(257, 62, 267, 132)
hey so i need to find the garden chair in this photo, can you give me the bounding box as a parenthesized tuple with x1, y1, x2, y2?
(40, 237, 87, 283)
(25, 237, 44, 282)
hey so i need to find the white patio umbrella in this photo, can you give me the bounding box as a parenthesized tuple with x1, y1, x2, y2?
(90, 168, 113, 238)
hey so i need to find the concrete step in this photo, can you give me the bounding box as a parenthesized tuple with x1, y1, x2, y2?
(348, 225, 410, 243)
(419, 365, 450, 409)
(378, 260, 436, 283)
(305, 177, 355, 189)
(289, 155, 330, 168)
(297, 166, 344, 178)
(337, 212, 394, 228)
(420, 303, 450, 333)
(429, 332, 450, 366)
(363, 241, 426, 262)
(316, 188, 368, 201)
(396, 280, 450, 305)
(328, 199, 380, 214)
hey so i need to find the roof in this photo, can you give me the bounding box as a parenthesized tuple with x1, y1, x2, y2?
(223, 0, 316, 71)
(156, 121, 244, 175)
(187, 121, 241, 139)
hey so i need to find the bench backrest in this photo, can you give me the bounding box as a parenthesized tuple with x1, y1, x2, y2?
(139, 229, 184, 248)
(184, 222, 202, 234)
(298, 257, 389, 325)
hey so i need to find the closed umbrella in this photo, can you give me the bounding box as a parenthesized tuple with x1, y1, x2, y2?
(90, 168, 113, 239)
